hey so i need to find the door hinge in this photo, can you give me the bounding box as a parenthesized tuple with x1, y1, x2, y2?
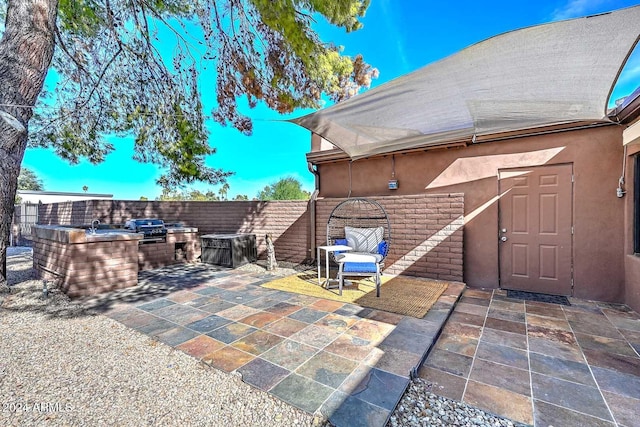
(571, 278, 574, 289)
(571, 226, 574, 235)
(571, 175, 574, 183)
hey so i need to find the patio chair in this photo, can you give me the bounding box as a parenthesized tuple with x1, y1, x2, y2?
(326, 198, 391, 297)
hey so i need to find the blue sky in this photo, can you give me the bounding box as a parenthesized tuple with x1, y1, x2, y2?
(21, 0, 640, 200)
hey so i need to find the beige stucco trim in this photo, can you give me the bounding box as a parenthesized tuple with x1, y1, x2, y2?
(623, 120, 640, 146)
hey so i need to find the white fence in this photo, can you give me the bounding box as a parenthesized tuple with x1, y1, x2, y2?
(11, 203, 38, 246)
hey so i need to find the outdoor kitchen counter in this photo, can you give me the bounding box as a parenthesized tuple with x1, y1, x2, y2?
(31, 224, 198, 242)
(31, 225, 200, 297)
(33, 224, 143, 243)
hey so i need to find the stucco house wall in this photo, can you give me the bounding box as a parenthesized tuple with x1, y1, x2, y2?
(313, 125, 627, 304)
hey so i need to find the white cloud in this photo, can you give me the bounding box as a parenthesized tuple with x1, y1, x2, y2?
(551, 0, 610, 20)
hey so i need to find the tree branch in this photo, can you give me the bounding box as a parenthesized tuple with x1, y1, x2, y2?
(54, 25, 92, 81)
(137, 0, 200, 62)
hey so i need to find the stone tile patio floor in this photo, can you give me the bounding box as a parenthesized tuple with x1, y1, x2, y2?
(83, 263, 640, 427)
(83, 263, 464, 427)
(419, 288, 640, 427)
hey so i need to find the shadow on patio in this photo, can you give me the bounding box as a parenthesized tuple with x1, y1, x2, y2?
(83, 262, 464, 427)
(80, 260, 640, 427)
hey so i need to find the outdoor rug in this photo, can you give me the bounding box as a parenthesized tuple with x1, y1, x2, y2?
(262, 273, 448, 318)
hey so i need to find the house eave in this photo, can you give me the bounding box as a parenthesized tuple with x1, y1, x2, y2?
(610, 86, 640, 124)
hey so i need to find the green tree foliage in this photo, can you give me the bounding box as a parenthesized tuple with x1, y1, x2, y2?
(17, 168, 44, 191)
(0, 0, 376, 288)
(218, 183, 230, 201)
(158, 188, 220, 201)
(5, 0, 376, 189)
(257, 177, 310, 200)
(233, 194, 249, 201)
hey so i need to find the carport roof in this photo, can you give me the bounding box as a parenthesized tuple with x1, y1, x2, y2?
(292, 6, 640, 160)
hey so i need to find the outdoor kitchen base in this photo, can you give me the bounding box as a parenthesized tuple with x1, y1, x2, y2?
(31, 224, 199, 297)
(32, 226, 142, 297)
(138, 229, 199, 270)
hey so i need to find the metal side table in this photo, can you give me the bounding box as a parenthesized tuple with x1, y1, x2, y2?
(317, 245, 352, 288)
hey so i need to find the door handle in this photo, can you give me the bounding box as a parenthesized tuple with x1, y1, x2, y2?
(500, 236, 508, 242)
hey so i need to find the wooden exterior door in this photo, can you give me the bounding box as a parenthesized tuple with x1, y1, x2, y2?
(498, 164, 573, 295)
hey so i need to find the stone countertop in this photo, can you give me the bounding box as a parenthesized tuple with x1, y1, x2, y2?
(85, 229, 144, 242)
(32, 225, 143, 244)
(32, 224, 198, 244)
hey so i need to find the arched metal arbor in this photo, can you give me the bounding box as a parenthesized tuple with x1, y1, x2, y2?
(326, 198, 391, 259)
(326, 198, 391, 296)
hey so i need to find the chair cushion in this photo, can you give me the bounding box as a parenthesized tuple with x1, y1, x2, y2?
(333, 238, 349, 255)
(345, 226, 384, 253)
(337, 252, 383, 263)
(377, 240, 389, 257)
(343, 262, 378, 273)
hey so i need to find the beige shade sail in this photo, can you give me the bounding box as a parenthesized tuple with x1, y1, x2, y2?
(292, 6, 640, 159)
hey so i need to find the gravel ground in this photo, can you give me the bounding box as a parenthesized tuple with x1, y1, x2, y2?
(0, 251, 317, 427)
(1, 249, 522, 427)
(389, 379, 525, 427)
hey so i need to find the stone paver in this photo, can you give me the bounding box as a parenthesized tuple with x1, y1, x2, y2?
(97, 263, 464, 427)
(418, 289, 640, 427)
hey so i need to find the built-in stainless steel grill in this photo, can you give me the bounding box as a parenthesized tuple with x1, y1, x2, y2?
(124, 218, 167, 242)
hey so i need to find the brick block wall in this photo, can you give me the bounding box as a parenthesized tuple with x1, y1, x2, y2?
(33, 235, 139, 298)
(316, 194, 464, 282)
(39, 200, 311, 263)
(38, 201, 94, 225)
(37, 194, 463, 282)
